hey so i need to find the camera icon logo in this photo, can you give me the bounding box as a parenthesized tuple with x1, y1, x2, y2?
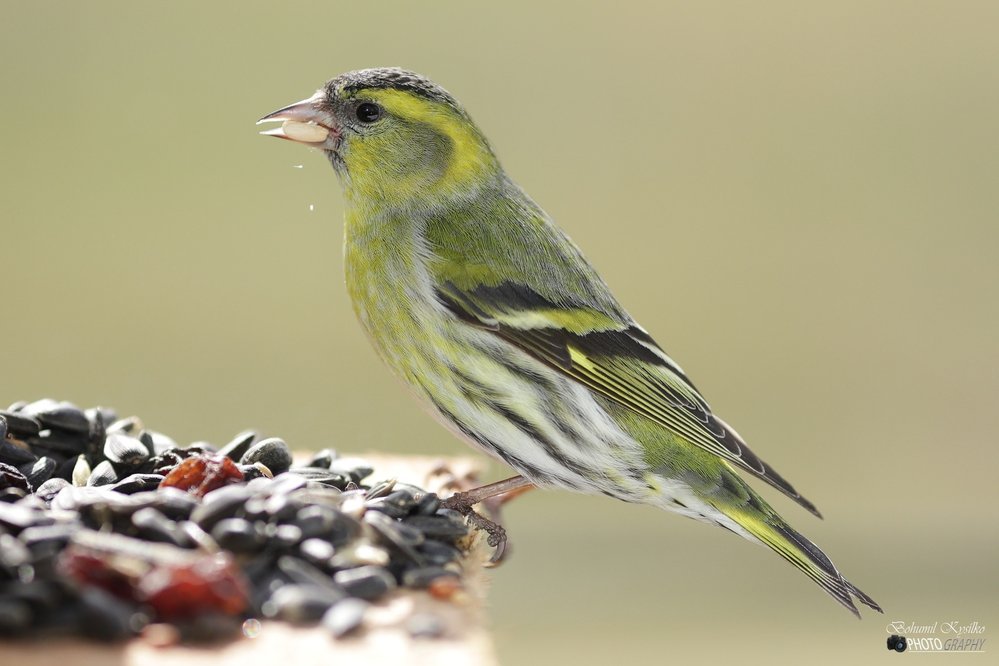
(887, 635, 908, 652)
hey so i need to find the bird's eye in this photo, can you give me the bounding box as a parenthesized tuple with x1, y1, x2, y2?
(356, 102, 381, 123)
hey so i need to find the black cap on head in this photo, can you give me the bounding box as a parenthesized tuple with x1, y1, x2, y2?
(327, 68, 459, 108)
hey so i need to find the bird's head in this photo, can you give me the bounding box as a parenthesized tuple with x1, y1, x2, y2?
(260, 68, 500, 210)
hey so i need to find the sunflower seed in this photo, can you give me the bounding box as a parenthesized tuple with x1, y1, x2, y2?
(0, 440, 37, 467)
(299, 538, 335, 566)
(263, 584, 342, 624)
(25, 400, 90, 434)
(415, 492, 441, 516)
(77, 587, 144, 641)
(365, 511, 426, 565)
(330, 543, 390, 569)
(140, 430, 177, 456)
(0, 598, 32, 633)
(364, 478, 396, 500)
(131, 507, 189, 547)
(85, 407, 118, 429)
(281, 120, 330, 143)
(104, 433, 150, 467)
(402, 566, 459, 589)
(212, 518, 266, 553)
(307, 448, 338, 469)
(107, 416, 142, 435)
(334, 565, 396, 601)
(0, 411, 41, 439)
(276, 555, 345, 592)
(150, 486, 199, 520)
(218, 430, 257, 462)
(295, 504, 339, 540)
(329, 458, 374, 484)
(418, 539, 463, 566)
(191, 484, 253, 530)
(367, 489, 417, 519)
(21, 456, 56, 489)
(111, 473, 164, 495)
(1, 397, 477, 641)
(71, 455, 91, 487)
(29, 430, 87, 456)
(0, 462, 31, 493)
(403, 513, 469, 540)
(87, 460, 118, 487)
(323, 598, 368, 638)
(34, 477, 71, 502)
(239, 438, 292, 475)
(0, 533, 31, 569)
(407, 612, 445, 638)
(273, 524, 303, 548)
(289, 466, 350, 488)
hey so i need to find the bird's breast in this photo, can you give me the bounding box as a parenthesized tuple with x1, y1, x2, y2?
(343, 210, 446, 377)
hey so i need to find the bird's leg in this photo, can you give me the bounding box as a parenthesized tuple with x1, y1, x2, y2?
(444, 474, 534, 507)
(441, 475, 534, 565)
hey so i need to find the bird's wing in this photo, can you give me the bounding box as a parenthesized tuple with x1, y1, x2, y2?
(434, 278, 822, 518)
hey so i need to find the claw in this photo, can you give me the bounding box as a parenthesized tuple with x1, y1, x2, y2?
(439, 475, 534, 566)
(441, 492, 510, 565)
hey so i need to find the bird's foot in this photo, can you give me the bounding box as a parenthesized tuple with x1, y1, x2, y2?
(441, 492, 510, 565)
(440, 475, 533, 566)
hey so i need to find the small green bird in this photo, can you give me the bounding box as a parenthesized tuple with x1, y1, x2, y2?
(260, 68, 881, 617)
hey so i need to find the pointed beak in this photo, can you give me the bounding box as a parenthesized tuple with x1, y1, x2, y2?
(257, 91, 340, 149)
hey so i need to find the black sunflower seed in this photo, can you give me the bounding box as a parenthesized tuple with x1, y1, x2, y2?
(401, 565, 459, 589)
(130, 507, 189, 547)
(190, 484, 254, 530)
(0, 598, 33, 634)
(211, 518, 266, 553)
(34, 477, 71, 502)
(218, 430, 257, 462)
(104, 434, 150, 467)
(403, 513, 469, 540)
(323, 598, 368, 638)
(333, 565, 396, 601)
(0, 462, 31, 493)
(22, 456, 57, 489)
(239, 438, 292, 475)
(276, 555, 345, 592)
(86, 460, 118, 487)
(24, 401, 90, 434)
(0, 397, 476, 642)
(306, 448, 338, 469)
(0, 411, 40, 439)
(111, 473, 164, 495)
(263, 584, 343, 624)
(0, 440, 37, 467)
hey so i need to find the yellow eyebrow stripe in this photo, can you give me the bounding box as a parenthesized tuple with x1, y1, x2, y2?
(365, 88, 494, 189)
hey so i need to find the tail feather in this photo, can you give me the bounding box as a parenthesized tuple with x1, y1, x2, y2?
(739, 516, 882, 617)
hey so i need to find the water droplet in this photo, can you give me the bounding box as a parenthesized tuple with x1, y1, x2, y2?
(242, 617, 262, 638)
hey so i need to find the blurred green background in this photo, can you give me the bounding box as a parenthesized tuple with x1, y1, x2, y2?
(2, 1, 997, 663)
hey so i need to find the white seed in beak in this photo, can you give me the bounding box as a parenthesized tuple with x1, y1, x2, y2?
(282, 120, 330, 143)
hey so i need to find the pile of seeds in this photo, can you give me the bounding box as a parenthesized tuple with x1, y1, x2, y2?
(0, 399, 472, 643)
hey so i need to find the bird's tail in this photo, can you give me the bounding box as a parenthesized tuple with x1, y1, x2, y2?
(724, 505, 883, 617)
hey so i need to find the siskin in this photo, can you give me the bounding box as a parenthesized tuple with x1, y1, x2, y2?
(260, 68, 881, 617)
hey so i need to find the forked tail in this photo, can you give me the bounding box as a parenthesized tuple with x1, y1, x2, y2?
(731, 509, 882, 617)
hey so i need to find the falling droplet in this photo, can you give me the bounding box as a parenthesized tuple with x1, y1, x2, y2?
(309, 204, 315, 212)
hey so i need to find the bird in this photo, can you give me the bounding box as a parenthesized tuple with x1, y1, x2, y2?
(259, 67, 881, 617)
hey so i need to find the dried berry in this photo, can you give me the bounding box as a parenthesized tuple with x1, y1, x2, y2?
(160, 455, 244, 498)
(138, 552, 249, 619)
